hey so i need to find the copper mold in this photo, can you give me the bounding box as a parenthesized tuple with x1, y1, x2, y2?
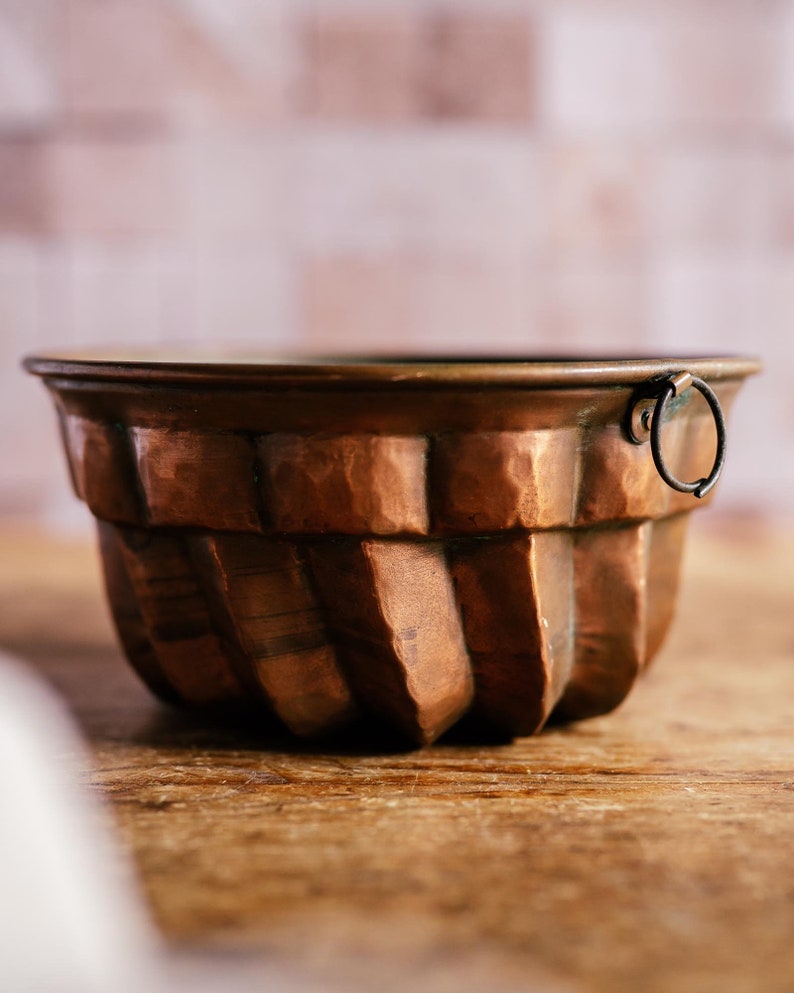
(25, 354, 760, 745)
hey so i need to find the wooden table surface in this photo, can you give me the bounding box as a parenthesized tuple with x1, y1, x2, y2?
(1, 519, 792, 993)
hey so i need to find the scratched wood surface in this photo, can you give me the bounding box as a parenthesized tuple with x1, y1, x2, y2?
(0, 520, 792, 993)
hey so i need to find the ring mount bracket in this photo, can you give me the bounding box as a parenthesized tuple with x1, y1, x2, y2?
(624, 371, 727, 499)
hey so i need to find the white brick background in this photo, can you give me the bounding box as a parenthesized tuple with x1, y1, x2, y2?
(0, 0, 790, 529)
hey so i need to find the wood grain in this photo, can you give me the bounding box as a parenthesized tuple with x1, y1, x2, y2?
(0, 520, 791, 993)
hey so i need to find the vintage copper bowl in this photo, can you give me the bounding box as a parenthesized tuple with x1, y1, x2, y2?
(25, 353, 759, 745)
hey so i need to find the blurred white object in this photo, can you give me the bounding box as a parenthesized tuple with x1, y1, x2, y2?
(0, 652, 164, 993)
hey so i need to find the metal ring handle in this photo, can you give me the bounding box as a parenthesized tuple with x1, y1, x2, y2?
(650, 373, 726, 499)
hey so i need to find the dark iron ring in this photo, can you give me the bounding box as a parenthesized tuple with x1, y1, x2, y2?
(650, 374, 726, 499)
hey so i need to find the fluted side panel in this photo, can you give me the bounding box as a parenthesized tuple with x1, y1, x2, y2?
(60, 412, 142, 524)
(193, 533, 358, 737)
(305, 539, 474, 744)
(432, 429, 579, 532)
(575, 422, 684, 524)
(112, 527, 247, 706)
(131, 427, 264, 531)
(98, 521, 180, 703)
(449, 531, 574, 736)
(261, 433, 430, 535)
(552, 522, 652, 722)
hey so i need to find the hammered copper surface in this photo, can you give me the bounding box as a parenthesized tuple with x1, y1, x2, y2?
(26, 355, 759, 744)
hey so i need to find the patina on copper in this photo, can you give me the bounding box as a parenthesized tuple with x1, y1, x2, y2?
(24, 353, 760, 746)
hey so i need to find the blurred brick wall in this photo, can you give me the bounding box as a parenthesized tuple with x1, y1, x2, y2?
(0, 0, 791, 528)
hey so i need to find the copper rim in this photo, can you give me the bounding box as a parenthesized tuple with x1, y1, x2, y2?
(23, 352, 761, 391)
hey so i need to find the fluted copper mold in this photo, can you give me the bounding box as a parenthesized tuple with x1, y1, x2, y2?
(25, 354, 760, 745)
